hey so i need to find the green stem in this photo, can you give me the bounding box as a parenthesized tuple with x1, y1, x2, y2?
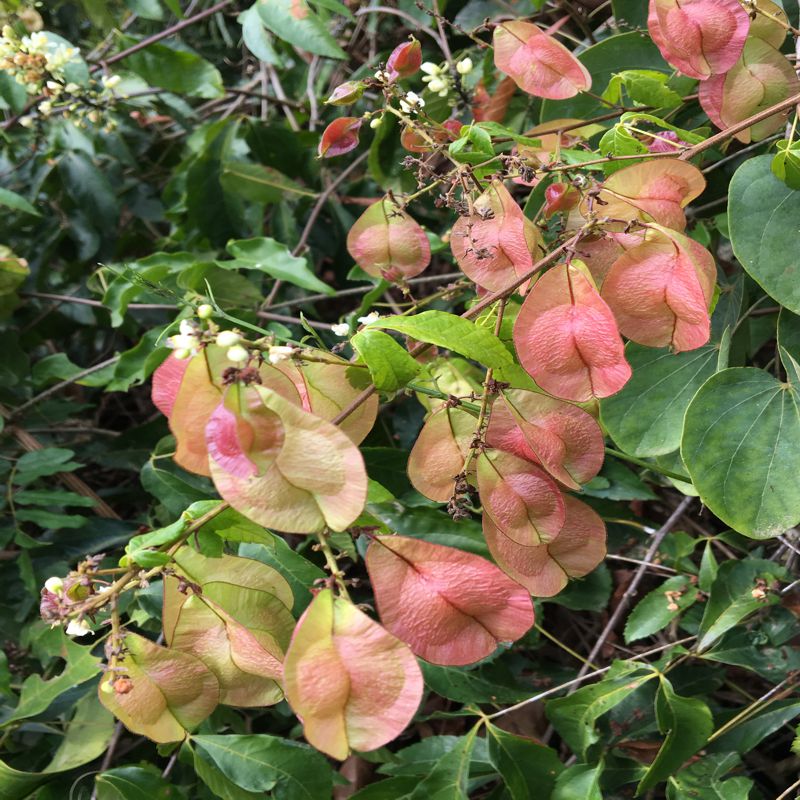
(604, 447, 691, 483)
(316, 529, 351, 601)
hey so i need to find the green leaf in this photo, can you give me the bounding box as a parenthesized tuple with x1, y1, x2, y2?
(771, 139, 800, 190)
(406, 725, 478, 799)
(351, 329, 422, 392)
(239, 5, 281, 64)
(368, 311, 514, 374)
(220, 161, 316, 203)
(224, 237, 334, 294)
(637, 677, 713, 793)
(2, 634, 102, 725)
(95, 766, 173, 799)
(681, 367, 800, 538)
(59, 151, 120, 229)
(125, 0, 165, 20)
(0, 187, 39, 217)
(601, 343, 718, 457)
(666, 754, 753, 800)
(14, 489, 97, 508)
(729, 154, 800, 314)
(546, 662, 654, 758)
(624, 575, 699, 644)
(551, 763, 603, 800)
(192, 734, 335, 799)
(708, 698, 800, 754)
(256, 0, 347, 59)
(597, 123, 648, 174)
(486, 722, 563, 799)
(696, 559, 783, 652)
(14, 448, 83, 485)
(119, 38, 224, 98)
(421, 661, 532, 704)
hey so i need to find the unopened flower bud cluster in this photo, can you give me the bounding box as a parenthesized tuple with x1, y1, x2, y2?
(166, 305, 296, 366)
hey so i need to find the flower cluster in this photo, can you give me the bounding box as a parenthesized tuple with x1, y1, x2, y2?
(420, 58, 473, 97)
(166, 304, 296, 365)
(0, 26, 77, 94)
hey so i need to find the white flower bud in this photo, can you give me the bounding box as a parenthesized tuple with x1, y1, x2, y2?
(420, 62, 441, 76)
(66, 618, 92, 638)
(168, 333, 195, 351)
(19, 116, 34, 128)
(358, 312, 380, 325)
(331, 322, 350, 336)
(427, 77, 446, 94)
(216, 330, 241, 348)
(173, 348, 192, 360)
(197, 303, 214, 319)
(369, 116, 382, 130)
(44, 576, 64, 595)
(268, 345, 294, 364)
(102, 74, 121, 90)
(456, 57, 473, 75)
(226, 344, 249, 363)
(179, 319, 196, 336)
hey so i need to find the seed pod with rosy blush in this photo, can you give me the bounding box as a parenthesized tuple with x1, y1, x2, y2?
(318, 117, 362, 158)
(326, 81, 365, 106)
(347, 197, 431, 281)
(543, 183, 580, 218)
(386, 37, 421, 81)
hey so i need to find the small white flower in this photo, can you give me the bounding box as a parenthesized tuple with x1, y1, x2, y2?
(216, 330, 241, 348)
(456, 57, 473, 75)
(66, 618, 92, 638)
(45, 80, 61, 92)
(374, 69, 390, 82)
(19, 116, 34, 128)
(65, 82, 80, 94)
(369, 116, 383, 130)
(168, 333, 195, 351)
(179, 319, 196, 337)
(420, 62, 442, 76)
(331, 322, 350, 336)
(102, 74, 121, 90)
(399, 92, 424, 114)
(44, 576, 64, 595)
(358, 312, 380, 325)
(227, 344, 249, 363)
(173, 348, 192, 360)
(268, 345, 294, 364)
(427, 77, 447, 94)
(39, 101, 52, 115)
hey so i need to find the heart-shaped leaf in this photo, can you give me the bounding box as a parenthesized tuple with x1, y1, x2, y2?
(477, 449, 566, 546)
(601, 225, 716, 351)
(365, 534, 534, 665)
(482, 495, 606, 596)
(98, 632, 219, 743)
(513, 263, 631, 402)
(485, 389, 604, 490)
(493, 21, 592, 99)
(283, 589, 423, 759)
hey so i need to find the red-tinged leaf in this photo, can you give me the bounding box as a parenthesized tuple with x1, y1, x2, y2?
(386, 37, 421, 80)
(483, 495, 606, 597)
(576, 230, 648, 288)
(168, 591, 286, 707)
(451, 180, 541, 293)
(276, 359, 378, 445)
(647, 0, 749, 79)
(592, 160, 706, 231)
(151, 354, 189, 417)
(207, 385, 367, 533)
(283, 588, 423, 760)
(326, 80, 366, 106)
(699, 38, 800, 144)
(365, 535, 534, 665)
(318, 117, 362, 158)
(477, 449, 566, 546)
(98, 632, 219, 743)
(513, 263, 631, 402)
(601, 225, 716, 351)
(646, 130, 688, 154)
(493, 21, 591, 99)
(407, 405, 476, 502)
(400, 119, 461, 153)
(472, 76, 517, 123)
(485, 389, 604, 490)
(346, 197, 431, 282)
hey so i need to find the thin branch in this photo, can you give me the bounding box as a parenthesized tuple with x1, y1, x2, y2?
(571, 496, 694, 685)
